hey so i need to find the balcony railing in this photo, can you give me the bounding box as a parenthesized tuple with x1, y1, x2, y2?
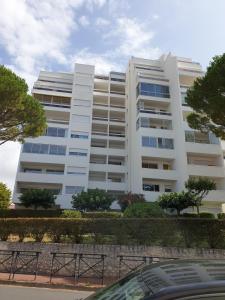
(139, 108, 171, 116)
(185, 131, 220, 145)
(41, 102, 70, 109)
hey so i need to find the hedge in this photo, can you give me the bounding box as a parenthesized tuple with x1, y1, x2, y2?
(0, 210, 62, 218)
(1, 218, 225, 248)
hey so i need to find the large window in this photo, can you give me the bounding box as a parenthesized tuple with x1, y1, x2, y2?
(143, 184, 160, 192)
(142, 136, 174, 149)
(137, 82, 170, 98)
(71, 131, 89, 139)
(65, 186, 84, 194)
(45, 127, 67, 137)
(69, 148, 88, 156)
(23, 143, 66, 155)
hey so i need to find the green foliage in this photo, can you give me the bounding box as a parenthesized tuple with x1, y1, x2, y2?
(0, 65, 46, 145)
(0, 209, 61, 218)
(19, 189, 56, 210)
(199, 212, 215, 219)
(218, 213, 225, 219)
(82, 211, 122, 218)
(1, 218, 225, 248)
(186, 54, 225, 139)
(158, 191, 194, 216)
(182, 213, 198, 218)
(124, 202, 165, 218)
(0, 182, 11, 209)
(118, 192, 146, 212)
(71, 189, 113, 211)
(185, 177, 216, 214)
(61, 210, 82, 218)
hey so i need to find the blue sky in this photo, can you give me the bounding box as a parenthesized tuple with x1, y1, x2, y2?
(1, 0, 225, 191)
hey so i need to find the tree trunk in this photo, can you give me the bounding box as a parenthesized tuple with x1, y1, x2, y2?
(196, 205, 200, 215)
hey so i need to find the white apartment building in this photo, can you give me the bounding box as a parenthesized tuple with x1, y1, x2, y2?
(13, 54, 225, 212)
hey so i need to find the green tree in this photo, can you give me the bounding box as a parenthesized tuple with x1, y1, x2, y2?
(158, 191, 193, 216)
(186, 54, 225, 138)
(0, 182, 11, 209)
(19, 189, 56, 210)
(0, 65, 46, 145)
(118, 192, 146, 212)
(124, 202, 165, 218)
(185, 177, 216, 215)
(71, 189, 113, 211)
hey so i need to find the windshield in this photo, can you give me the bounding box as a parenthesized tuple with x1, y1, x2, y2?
(86, 271, 152, 300)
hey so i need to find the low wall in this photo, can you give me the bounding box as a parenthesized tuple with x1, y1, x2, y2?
(1, 242, 225, 277)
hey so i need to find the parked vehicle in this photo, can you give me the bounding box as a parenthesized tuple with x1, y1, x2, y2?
(86, 259, 225, 299)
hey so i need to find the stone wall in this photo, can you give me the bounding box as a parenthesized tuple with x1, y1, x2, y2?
(1, 242, 225, 278)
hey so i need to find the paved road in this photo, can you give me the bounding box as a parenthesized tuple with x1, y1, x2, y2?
(0, 285, 93, 300)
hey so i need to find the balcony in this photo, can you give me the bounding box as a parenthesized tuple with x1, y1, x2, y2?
(142, 169, 177, 180)
(187, 165, 225, 178)
(16, 171, 64, 184)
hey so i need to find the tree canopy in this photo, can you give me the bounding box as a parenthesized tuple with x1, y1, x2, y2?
(186, 54, 225, 138)
(19, 189, 56, 210)
(0, 182, 11, 209)
(71, 189, 113, 211)
(185, 177, 216, 215)
(158, 191, 193, 216)
(0, 65, 46, 145)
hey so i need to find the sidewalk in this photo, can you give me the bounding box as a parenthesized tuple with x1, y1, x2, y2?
(0, 272, 115, 291)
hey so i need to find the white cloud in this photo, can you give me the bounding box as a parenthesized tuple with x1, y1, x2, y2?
(79, 15, 90, 27)
(153, 14, 159, 20)
(72, 48, 121, 74)
(95, 17, 111, 27)
(105, 17, 161, 59)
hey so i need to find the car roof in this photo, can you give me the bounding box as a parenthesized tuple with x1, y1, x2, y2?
(139, 259, 225, 298)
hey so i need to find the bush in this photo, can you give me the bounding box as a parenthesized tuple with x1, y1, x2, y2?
(218, 213, 225, 219)
(1, 217, 225, 248)
(199, 212, 215, 219)
(124, 202, 165, 218)
(61, 210, 82, 218)
(0, 209, 62, 218)
(182, 213, 198, 218)
(82, 211, 122, 218)
(0, 182, 11, 209)
(19, 189, 56, 209)
(118, 192, 145, 212)
(72, 189, 113, 211)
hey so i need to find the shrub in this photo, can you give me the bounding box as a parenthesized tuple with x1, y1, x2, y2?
(61, 210, 82, 218)
(218, 213, 225, 219)
(182, 213, 198, 218)
(124, 202, 165, 218)
(0, 182, 11, 209)
(72, 189, 113, 211)
(19, 189, 56, 209)
(118, 192, 146, 212)
(199, 212, 215, 219)
(82, 211, 122, 218)
(0, 209, 62, 218)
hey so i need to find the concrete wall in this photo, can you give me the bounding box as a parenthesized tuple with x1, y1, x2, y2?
(1, 242, 225, 278)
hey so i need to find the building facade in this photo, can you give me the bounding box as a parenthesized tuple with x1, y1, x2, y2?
(13, 54, 225, 212)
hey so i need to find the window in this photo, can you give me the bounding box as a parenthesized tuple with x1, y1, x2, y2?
(45, 127, 67, 137)
(165, 185, 172, 192)
(137, 82, 170, 98)
(142, 136, 157, 148)
(181, 92, 188, 105)
(71, 114, 90, 124)
(67, 166, 86, 175)
(65, 186, 84, 194)
(143, 184, 160, 192)
(142, 163, 158, 169)
(163, 164, 171, 170)
(142, 137, 174, 149)
(49, 145, 66, 155)
(74, 99, 91, 107)
(69, 148, 88, 156)
(46, 169, 64, 175)
(71, 131, 89, 139)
